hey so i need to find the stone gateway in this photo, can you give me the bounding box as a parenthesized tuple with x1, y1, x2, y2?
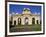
(9, 8, 41, 25)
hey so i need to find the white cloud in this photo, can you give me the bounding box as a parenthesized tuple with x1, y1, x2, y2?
(16, 13, 18, 14)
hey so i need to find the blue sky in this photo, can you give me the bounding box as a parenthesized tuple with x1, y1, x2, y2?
(9, 4, 41, 14)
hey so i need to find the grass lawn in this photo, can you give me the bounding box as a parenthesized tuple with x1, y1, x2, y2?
(10, 24, 41, 32)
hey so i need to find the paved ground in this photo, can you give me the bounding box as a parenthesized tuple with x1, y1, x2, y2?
(10, 24, 41, 32)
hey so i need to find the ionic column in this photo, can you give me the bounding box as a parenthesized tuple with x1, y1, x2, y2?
(12, 19, 14, 26)
(39, 20, 40, 24)
(35, 20, 37, 24)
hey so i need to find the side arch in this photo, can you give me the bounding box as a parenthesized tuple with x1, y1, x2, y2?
(32, 17, 35, 24)
(36, 20, 39, 24)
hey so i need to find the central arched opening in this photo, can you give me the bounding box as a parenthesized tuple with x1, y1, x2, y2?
(25, 17, 29, 25)
(18, 18, 21, 25)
